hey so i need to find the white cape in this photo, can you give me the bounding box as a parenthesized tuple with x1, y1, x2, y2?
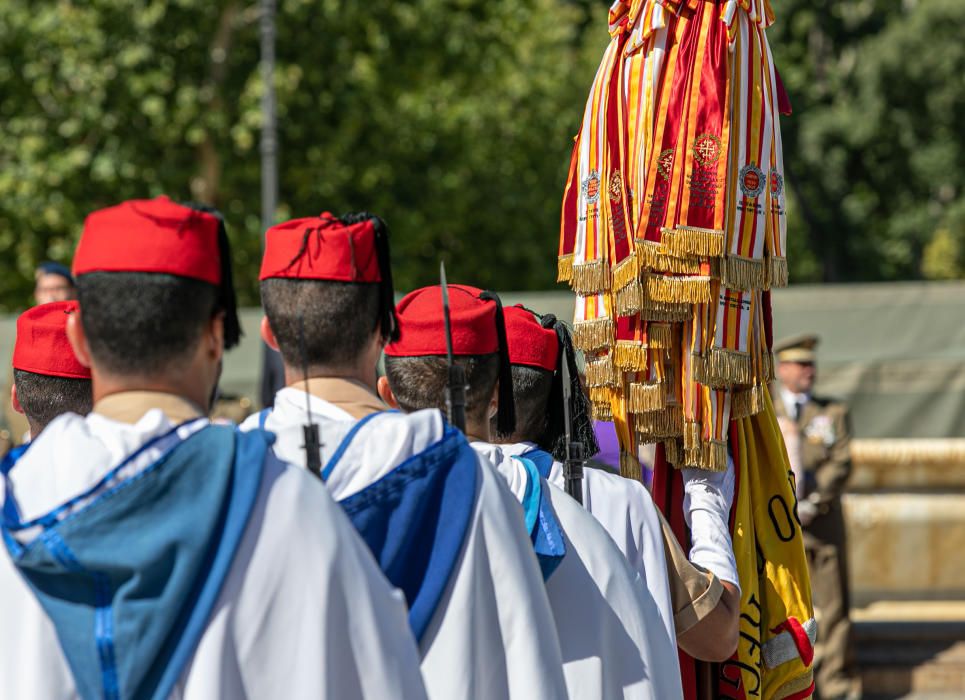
(243, 388, 569, 699)
(473, 441, 684, 700)
(0, 409, 427, 700)
(500, 442, 680, 660)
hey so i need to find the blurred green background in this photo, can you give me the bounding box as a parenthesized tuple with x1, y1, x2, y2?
(1, 0, 963, 311)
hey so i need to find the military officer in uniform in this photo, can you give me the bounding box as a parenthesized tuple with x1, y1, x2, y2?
(772, 334, 859, 700)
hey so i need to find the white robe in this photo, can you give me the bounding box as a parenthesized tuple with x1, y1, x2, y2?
(243, 388, 569, 700)
(472, 442, 685, 700)
(0, 408, 428, 700)
(499, 442, 680, 661)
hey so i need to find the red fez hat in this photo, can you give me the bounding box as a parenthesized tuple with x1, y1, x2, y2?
(12, 301, 90, 379)
(74, 196, 221, 284)
(386, 284, 516, 434)
(261, 213, 399, 341)
(385, 284, 499, 357)
(260, 214, 382, 282)
(73, 197, 242, 349)
(504, 305, 559, 372)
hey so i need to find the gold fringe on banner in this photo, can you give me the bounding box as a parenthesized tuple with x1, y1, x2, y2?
(694, 347, 754, 387)
(683, 420, 702, 450)
(614, 280, 693, 320)
(620, 451, 643, 481)
(572, 318, 615, 353)
(768, 256, 789, 288)
(585, 354, 620, 387)
(683, 439, 728, 472)
(629, 381, 666, 414)
(612, 254, 640, 291)
(571, 259, 611, 295)
(614, 280, 642, 316)
(762, 350, 775, 382)
(662, 226, 725, 258)
(649, 322, 673, 350)
(640, 306, 693, 323)
(722, 254, 767, 291)
(732, 383, 767, 419)
(636, 240, 668, 270)
(592, 401, 613, 423)
(557, 254, 574, 283)
(588, 385, 615, 406)
(635, 240, 706, 276)
(635, 405, 684, 441)
(664, 439, 683, 466)
(614, 341, 648, 371)
(645, 273, 713, 304)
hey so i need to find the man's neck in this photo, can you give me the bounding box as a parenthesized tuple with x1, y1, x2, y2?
(284, 364, 377, 394)
(465, 419, 492, 444)
(91, 372, 210, 416)
(93, 390, 204, 425)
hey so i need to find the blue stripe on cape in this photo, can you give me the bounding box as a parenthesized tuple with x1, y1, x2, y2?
(332, 423, 477, 643)
(1, 425, 268, 700)
(513, 454, 566, 580)
(520, 446, 555, 480)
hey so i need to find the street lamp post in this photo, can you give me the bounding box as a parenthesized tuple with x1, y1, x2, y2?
(260, 0, 278, 237)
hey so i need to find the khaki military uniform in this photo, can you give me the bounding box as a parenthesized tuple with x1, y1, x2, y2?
(773, 386, 856, 699)
(657, 512, 725, 635)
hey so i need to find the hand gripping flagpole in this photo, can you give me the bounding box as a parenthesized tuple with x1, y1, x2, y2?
(440, 262, 467, 433)
(561, 349, 585, 505)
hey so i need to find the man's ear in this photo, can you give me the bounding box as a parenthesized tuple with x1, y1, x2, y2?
(11, 384, 23, 416)
(377, 376, 400, 409)
(488, 380, 500, 420)
(261, 316, 280, 352)
(207, 311, 225, 361)
(65, 310, 92, 368)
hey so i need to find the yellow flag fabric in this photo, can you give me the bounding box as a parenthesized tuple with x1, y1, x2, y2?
(726, 391, 814, 699)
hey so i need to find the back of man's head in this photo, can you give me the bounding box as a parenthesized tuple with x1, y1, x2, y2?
(77, 272, 219, 376)
(383, 284, 515, 436)
(12, 301, 92, 436)
(383, 353, 500, 425)
(499, 305, 599, 460)
(501, 364, 554, 443)
(71, 197, 240, 405)
(259, 212, 398, 373)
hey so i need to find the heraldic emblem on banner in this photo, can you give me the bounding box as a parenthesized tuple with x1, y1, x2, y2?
(558, 1, 815, 697)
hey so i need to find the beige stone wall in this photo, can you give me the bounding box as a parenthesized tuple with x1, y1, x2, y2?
(846, 439, 965, 605)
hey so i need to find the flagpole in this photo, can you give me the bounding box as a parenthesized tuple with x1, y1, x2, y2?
(260, 0, 278, 238)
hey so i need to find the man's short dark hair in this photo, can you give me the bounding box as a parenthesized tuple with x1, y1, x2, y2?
(383, 354, 500, 425)
(261, 278, 380, 369)
(13, 369, 93, 433)
(495, 365, 553, 443)
(35, 261, 75, 286)
(76, 272, 219, 375)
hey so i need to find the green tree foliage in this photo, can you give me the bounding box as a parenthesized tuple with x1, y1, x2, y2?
(0, 0, 606, 310)
(769, 0, 965, 282)
(1, 0, 962, 311)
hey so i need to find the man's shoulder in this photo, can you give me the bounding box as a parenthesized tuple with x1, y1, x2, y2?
(584, 465, 650, 497)
(810, 394, 849, 417)
(546, 481, 632, 567)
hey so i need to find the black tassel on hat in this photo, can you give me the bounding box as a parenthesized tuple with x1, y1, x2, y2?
(339, 212, 400, 343)
(181, 202, 242, 349)
(540, 314, 599, 462)
(479, 290, 516, 436)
